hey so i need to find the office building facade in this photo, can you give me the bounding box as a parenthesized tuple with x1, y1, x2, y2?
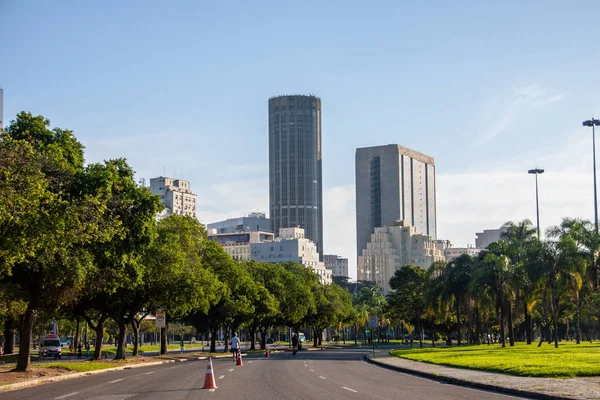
(324, 255, 349, 278)
(357, 220, 443, 295)
(149, 176, 197, 219)
(207, 212, 271, 233)
(268, 95, 323, 260)
(355, 144, 436, 260)
(475, 227, 507, 249)
(250, 228, 331, 285)
(208, 230, 274, 261)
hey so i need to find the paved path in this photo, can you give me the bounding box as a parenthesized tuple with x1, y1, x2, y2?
(368, 351, 600, 400)
(2, 349, 524, 400)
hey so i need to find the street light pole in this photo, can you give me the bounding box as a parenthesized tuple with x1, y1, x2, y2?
(528, 168, 544, 240)
(583, 118, 600, 288)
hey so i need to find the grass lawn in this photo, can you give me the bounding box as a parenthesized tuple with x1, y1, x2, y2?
(391, 342, 600, 378)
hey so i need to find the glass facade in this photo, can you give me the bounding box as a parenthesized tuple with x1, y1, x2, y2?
(269, 95, 323, 260)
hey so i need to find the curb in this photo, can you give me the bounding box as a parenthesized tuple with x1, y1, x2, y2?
(363, 355, 579, 400)
(0, 353, 248, 393)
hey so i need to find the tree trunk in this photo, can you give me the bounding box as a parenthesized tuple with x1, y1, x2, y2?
(499, 304, 506, 348)
(160, 326, 167, 355)
(210, 327, 217, 353)
(223, 330, 230, 353)
(456, 300, 461, 346)
(576, 295, 582, 344)
(114, 320, 127, 360)
(3, 316, 16, 355)
(524, 301, 532, 345)
(354, 324, 357, 345)
(259, 328, 267, 350)
(419, 321, 423, 348)
(550, 278, 559, 348)
(131, 320, 140, 356)
(507, 300, 515, 347)
(249, 328, 256, 351)
(15, 303, 37, 371)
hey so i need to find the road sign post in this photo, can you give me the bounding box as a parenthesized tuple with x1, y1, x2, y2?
(155, 311, 166, 354)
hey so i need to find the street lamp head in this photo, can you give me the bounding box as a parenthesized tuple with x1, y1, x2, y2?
(583, 119, 600, 127)
(528, 168, 544, 174)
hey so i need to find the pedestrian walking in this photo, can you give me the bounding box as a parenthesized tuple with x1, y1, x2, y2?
(77, 341, 82, 358)
(180, 338, 184, 353)
(230, 333, 240, 361)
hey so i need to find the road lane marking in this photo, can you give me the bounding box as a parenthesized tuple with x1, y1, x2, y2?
(145, 371, 155, 375)
(248, 361, 253, 364)
(108, 379, 124, 384)
(218, 375, 225, 380)
(319, 376, 326, 380)
(228, 368, 234, 372)
(55, 393, 78, 399)
(209, 389, 216, 392)
(168, 366, 179, 370)
(310, 369, 314, 372)
(342, 387, 358, 393)
(303, 364, 308, 367)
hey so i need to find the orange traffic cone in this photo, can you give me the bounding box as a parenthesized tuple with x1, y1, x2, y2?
(202, 357, 218, 389)
(236, 351, 243, 366)
(265, 349, 270, 358)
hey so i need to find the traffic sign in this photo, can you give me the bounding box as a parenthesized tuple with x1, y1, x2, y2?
(368, 315, 378, 328)
(155, 311, 166, 328)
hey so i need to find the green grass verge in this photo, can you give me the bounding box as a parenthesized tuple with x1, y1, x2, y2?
(42, 361, 117, 372)
(391, 342, 600, 378)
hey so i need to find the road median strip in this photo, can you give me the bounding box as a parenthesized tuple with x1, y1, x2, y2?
(363, 354, 580, 400)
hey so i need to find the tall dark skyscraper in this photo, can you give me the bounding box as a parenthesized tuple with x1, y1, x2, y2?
(268, 95, 323, 260)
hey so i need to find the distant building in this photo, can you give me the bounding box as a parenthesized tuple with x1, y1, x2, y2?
(269, 95, 324, 260)
(208, 230, 274, 261)
(149, 176, 197, 219)
(207, 212, 271, 233)
(357, 220, 444, 295)
(251, 227, 331, 285)
(475, 227, 508, 249)
(355, 144, 436, 262)
(324, 255, 349, 278)
(444, 246, 482, 261)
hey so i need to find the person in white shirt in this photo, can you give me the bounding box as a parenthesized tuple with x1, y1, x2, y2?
(230, 333, 240, 361)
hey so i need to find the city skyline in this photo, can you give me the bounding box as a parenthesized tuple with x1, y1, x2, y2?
(2, 1, 600, 279)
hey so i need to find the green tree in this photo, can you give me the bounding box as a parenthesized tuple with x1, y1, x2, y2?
(1, 113, 120, 371)
(388, 265, 427, 347)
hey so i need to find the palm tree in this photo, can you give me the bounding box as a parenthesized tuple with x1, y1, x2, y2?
(443, 254, 474, 346)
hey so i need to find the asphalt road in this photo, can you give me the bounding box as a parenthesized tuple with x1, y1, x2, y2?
(3, 348, 527, 400)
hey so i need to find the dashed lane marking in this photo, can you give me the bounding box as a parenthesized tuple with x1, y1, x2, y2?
(55, 393, 78, 399)
(218, 375, 225, 380)
(168, 366, 179, 370)
(209, 388, 216, 392)
(319, 376, 326, 380)
(108, 379, 124, 384)
(248, 361, 253, 364)
(310, 369, 314, 372)
(145, 371, 155, 375)
(342, 386, 358, 393)
(228, 368, 234, 372)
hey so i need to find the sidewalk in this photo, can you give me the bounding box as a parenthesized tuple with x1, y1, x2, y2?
(366, 352, 600, 400)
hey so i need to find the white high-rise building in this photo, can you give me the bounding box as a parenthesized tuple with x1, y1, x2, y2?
(357, 220, 444, 295)
(251, 227, 332, 285)
(149, 177, 197, 219)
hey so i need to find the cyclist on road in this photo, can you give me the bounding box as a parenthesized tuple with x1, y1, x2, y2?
(231, 332, 240, 361)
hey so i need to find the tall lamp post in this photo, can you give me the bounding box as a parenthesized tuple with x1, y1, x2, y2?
(583, 118, 600, 288)
(528, 168, 544, 240)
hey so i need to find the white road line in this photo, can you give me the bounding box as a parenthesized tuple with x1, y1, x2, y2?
(319, 376, 326, 380)
(303, 364, 308, 367)
(248, 361, 253, 364)
(145, 371, 155, 375)
(310, 369, 314, 372)
(342, 386, 358, 393)
(218, 375, 225, 380)
(108, 379, 124, 384)
(55, 393, 78, 399)
(209, 388, 216, 392)
(168, 366, 179, 370)
(228, 368, 234, 372)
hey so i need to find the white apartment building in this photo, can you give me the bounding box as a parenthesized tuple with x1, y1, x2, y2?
(475, 227, 508, 249)
(208, 230, 274, 261)
(357, 220, 444, 295)
(324, 255, 349, 278)
(149, 176, 197, 219)
(444, 246, 482, 261)
(250, 227, 332, 285)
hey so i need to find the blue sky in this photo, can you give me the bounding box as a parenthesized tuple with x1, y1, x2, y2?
(2, 1, 600, 278)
